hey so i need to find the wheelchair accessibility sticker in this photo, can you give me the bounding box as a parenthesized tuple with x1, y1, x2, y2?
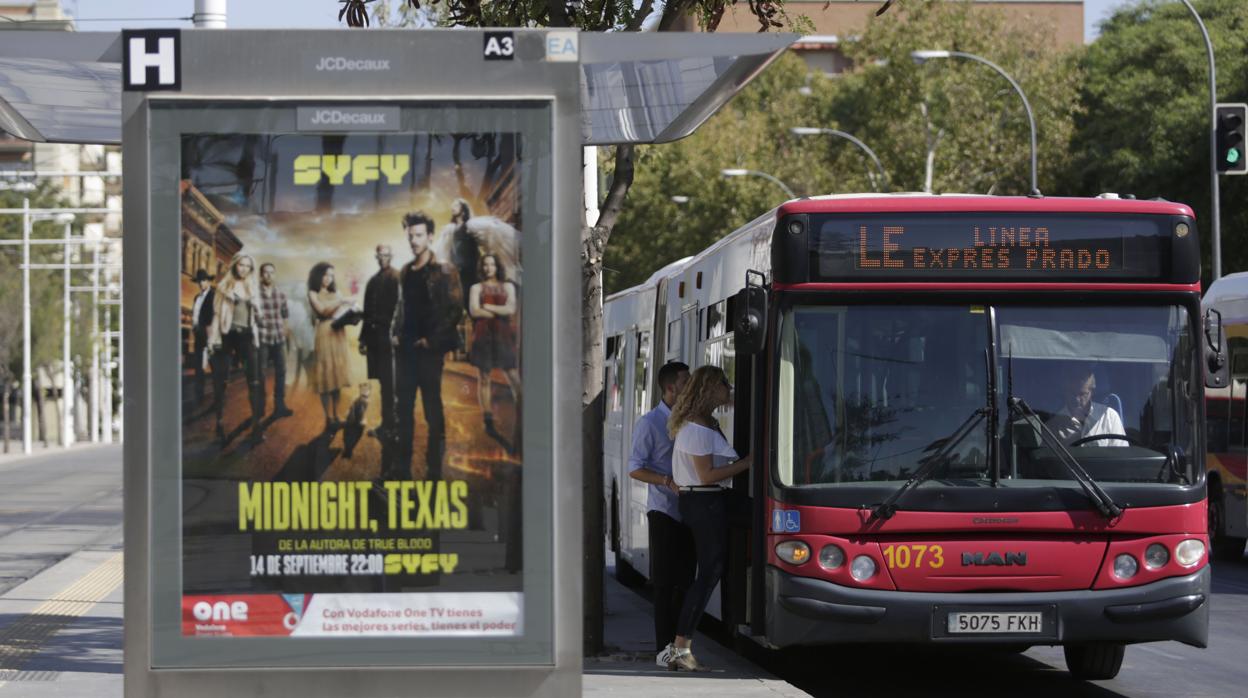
(771, 509, 800, 533)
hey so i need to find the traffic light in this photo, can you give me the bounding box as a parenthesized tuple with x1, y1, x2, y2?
(1216, 103, 1248, 175)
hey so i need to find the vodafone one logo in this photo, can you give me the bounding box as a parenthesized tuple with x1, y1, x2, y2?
(192, 600, 249, 622)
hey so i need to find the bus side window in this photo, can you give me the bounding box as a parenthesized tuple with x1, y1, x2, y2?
(706, 300, 726, 339)
(606, 334, 624, 414)
(634, 330, 652, 417)
(667, 319, 681, 358)
(703, 332, 736, 439)
(1231, 350, 1248, 448)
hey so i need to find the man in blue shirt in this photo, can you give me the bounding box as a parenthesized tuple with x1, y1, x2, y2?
(628, 360, 693, 666)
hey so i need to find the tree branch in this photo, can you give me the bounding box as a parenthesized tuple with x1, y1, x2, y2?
(625, 0, 654, 31)
(547, 0, 571, 28)
(657, 0, 688, 31)
(595, 145, 635, 235)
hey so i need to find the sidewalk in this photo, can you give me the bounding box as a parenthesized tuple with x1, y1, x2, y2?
(0, 546, 124, 694)
(584, 570, 808, 696)
(0, 440, 113, 468)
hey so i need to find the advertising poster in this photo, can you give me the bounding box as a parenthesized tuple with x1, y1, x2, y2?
(178, 131, 524, 638)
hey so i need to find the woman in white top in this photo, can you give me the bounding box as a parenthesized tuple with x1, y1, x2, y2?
(661, 366, 752, 671)
(207, 253, 264, 444)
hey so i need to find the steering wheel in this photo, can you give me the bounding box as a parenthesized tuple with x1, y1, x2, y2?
(1069, 433, 1145, 448)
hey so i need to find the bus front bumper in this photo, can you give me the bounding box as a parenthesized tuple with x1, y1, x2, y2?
(765, 565, 1210, 648)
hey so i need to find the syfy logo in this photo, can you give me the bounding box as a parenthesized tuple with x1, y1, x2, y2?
(192, 600, 249, 622)
(315, 56, 392, 72)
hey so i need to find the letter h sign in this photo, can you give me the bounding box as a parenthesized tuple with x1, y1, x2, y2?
(123, 30, 181, 91)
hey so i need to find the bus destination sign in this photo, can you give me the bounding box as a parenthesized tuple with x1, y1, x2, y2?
(855, 224, 1119, 272)
(809, 213, 1175, 281)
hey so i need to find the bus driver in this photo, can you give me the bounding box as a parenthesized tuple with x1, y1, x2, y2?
(1046, 365, 1128, 447)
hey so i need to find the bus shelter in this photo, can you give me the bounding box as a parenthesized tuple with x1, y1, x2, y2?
(104, 28, 793, 697)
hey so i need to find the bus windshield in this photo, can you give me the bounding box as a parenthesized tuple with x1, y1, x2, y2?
(776, 304, 1198, 489)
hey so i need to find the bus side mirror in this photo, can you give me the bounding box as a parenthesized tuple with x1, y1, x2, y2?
(736, 270, 768, 355)
(1205, 307, 1228, 389)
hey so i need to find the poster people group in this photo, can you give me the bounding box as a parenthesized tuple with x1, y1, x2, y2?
(178, 132, 524, 638)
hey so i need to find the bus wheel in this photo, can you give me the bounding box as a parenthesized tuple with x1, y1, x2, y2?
(1063, 643, 1124, 681)
(1208, 491, 1247, 562)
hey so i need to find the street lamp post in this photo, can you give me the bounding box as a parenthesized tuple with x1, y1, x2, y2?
(790, 126, 890, 191)
(720, 168, 797, 199)
(62, 221, 72, 448)
(911, 49, 1041, 197)
(1178, 0, 1221, 279)
(21, 200, 30, 453)
(2, 204, 112, 453)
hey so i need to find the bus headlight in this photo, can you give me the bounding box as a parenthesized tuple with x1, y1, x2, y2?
(1175, 539, 1206, 567)
(776, 541, 810, 565)
(1144, 543, 1170, 569)
(850, 555, 877, 581)
(818, 545, 845, 570)
(1112, 554, 1138, 580)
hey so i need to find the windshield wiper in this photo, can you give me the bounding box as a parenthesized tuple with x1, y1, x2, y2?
(1008, 397, 1123, 519)
(869, 406, 989, 521)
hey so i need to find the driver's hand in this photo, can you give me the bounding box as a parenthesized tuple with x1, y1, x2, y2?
(1048, 416, 1081, 443)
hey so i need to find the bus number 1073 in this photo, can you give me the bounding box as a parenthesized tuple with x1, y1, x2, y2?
(881, 544, 945, 569)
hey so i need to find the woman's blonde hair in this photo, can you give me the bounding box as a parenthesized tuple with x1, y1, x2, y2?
(668, 365, 728, 438)
(218, 253, 258, 301)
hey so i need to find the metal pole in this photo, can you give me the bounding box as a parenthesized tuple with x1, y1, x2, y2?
(751, 171, 797, 199)
(21, 199, 31, 455)
(117, 264, 123, 443)
(62, 222, 71, 448)
(791, 127, 891, 191)
(103, 303, 112, 445)
(721, 169, 797, 198)
(949, 52, 1040, 196)
(193, 0, 228, 28)
(91, 243, 100, 444)
(1180, 0, 1220, 280)
(912, 51, 1040, 196)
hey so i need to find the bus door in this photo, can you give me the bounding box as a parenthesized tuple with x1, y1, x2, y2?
(625, 330, 653, 572)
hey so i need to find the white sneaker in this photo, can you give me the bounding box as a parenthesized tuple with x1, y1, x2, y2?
(667, 646, 705, 672)
(655, 643, 675, 667)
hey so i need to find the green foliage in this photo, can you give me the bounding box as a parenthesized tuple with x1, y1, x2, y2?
(1069, 0, 1248, 281)
(353, 0, 826, 33)
(606, 0, 1084, 293)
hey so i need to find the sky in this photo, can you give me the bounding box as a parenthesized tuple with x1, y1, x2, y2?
(65, 0, 1132, 43)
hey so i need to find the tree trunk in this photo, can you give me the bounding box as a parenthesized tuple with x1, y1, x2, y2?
(582, 145, 635, 656)
(34, 370, 47, 447)
(2, 384, 10, 454)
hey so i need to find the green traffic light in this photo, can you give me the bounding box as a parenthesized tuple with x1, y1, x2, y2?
(1228, 148, 1242, 165)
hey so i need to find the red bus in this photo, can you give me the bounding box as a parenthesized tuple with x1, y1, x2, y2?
(604, 194, 1218, 680)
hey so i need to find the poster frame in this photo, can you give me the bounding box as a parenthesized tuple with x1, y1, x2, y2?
(124, 30, 582, 698)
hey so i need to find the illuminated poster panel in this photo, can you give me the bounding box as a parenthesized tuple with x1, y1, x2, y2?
(178, 131, 525, 639)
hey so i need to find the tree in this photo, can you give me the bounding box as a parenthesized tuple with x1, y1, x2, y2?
(338, 0, 842, 654)
(607, 1, 1085, 293)
(1068, 0, 1248, 282)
